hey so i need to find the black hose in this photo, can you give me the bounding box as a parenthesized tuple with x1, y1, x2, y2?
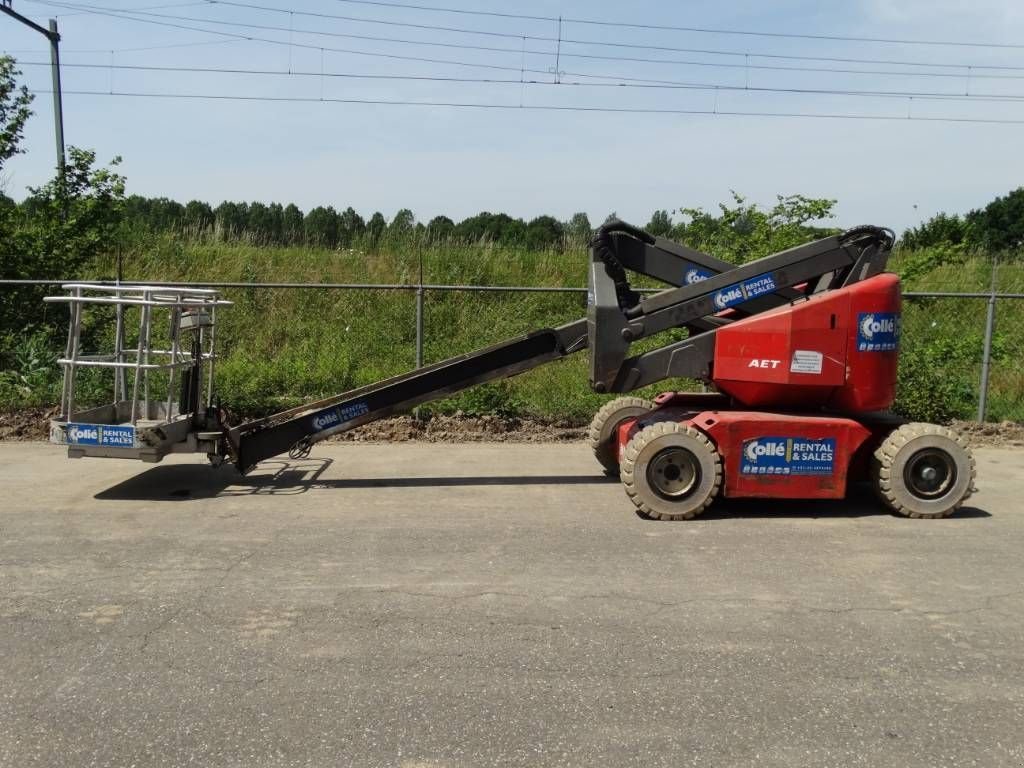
(590, 219, 653, 311)
(840, 225, 896, 251)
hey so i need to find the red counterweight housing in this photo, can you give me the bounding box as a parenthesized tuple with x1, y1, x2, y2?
(711, 273, 901, 413)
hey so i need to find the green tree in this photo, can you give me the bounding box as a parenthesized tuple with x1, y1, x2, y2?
(338, 206, 365, 246)
(677, 192, 838, 263)
(367, 211, 387, 243)
(247, 201, 273, 242)
(282, 203, 303, 244)
(303, 205, 339, 247)
(455, 212, 527, 245)
(0, 56, 33, 171)
(183, 199, 214, 231)
(266, 202, 284, 244)
(1, 58, 126, 350)
(901, 212, 967, 250)
(214, 201, 249, 239)
(965, 187, 1024, 252)
(426, 215, 454, 242)
(2, 148, 126, 347)
(566, 212, 591, 242)
(646, 209, 673, 237)
(525, 215, 564, 251)
(388, 208, 415, 239)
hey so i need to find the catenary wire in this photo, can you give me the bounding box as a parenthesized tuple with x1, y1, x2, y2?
(203, 0, 1024, 73)
(16, 59, 1024, 103)
(322, 0, 1024, 51)
(21, 0, 1024, 81)
(28, 87, 1024, 124)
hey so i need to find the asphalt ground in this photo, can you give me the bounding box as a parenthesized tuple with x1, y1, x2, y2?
(1, 441, 1022, 768)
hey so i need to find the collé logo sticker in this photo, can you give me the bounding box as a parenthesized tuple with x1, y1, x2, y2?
(311, 401, 370, 432)
(65, 423, 136, 447)
(712, 272, 777, 310)
(66, 424, 100, 445)
(740, 436, 836, 476)
(684, 267, 712, 285)
(857, 312, 900, 352)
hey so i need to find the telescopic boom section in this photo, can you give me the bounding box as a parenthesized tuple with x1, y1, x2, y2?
(228, 320, 589, 473)
(228, 222, 894, 473)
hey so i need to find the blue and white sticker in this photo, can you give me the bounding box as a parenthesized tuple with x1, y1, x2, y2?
(311, 401, 370, 432)
(712, 272, 777, 310)
(740, 436, 836, 476)
(684, 267, 713, 285)
(857, 312, 900, 352)
(65, 423, 136, 447)
(99, 425, 136, 447)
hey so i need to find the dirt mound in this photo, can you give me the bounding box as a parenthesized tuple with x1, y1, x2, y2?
(952, 419, 1024, 449)
(0, 407, 55, 441)
(334, 413, 587, 443)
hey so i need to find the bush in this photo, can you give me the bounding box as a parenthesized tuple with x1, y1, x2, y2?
(893, 348, 973, 423)
(0, 329, 61, 407)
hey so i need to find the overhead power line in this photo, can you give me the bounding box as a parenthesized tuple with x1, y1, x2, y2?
(322, 0, 1024, 51)
(4, 38, 244, 54)
(53, 1, 210, 18)
(23, 0, 1024, 82)
(29, 87, 1024, 124)
(18, 59, 1024, 104)
(206, 0, 1024, 73)
(34, 0, 1024, 74)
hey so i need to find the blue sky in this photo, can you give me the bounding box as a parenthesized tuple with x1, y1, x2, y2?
(3, 0, 1024, 232)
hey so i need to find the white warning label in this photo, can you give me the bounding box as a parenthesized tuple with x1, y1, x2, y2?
(790, 350, 823, 375)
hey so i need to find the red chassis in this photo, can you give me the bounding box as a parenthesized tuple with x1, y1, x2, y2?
(607, 273, 973, 517)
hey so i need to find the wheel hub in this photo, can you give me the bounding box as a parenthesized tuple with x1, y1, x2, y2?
(903, 448, 957, 500)
(648, 447, 701, 499)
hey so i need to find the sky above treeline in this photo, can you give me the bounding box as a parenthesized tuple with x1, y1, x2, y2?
(3, 0, 1024, 233)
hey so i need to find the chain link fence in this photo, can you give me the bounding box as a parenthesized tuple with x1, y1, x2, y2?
(2, 279, 1021, 423)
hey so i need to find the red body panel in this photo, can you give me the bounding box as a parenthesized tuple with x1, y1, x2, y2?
(692, 411, 872, 499)
(712, 273, 901, 412)
(612, 273, 904, 503)
(617, 410, 875, 500)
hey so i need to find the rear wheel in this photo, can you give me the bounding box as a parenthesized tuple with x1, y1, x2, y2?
(587, 396, 655, 475)
(620, 421, 721, 520)
(871, 423, 975, 519)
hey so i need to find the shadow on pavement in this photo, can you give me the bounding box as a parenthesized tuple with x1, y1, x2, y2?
(95, 458, 335, 500)
(696, 486, 990, 520)
(94, 461, 990, 520)
(95, 459, 616, 500)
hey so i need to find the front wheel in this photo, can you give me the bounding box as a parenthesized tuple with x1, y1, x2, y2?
(620, 421, 722, 520)
(871, 423, 976, 518)
(587, 396, 654, 475)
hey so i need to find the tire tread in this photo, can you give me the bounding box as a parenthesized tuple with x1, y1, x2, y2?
(620, 421, 722, 521)
(871, 422, 976, 519)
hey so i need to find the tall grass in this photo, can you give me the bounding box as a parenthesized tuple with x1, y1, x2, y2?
(12, 234, 1024, 423)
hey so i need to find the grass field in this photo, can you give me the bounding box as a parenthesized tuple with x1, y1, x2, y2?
(6, 235, 1022, 423)
(109, 238, 1024, 422)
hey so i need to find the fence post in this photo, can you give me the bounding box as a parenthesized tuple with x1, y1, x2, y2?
(415, 285, 424, 369)
(415, 245, 424, 369)
(413, 248, 425, 422)
(976, 294, 996, 423)
(976, 256, 998, 423)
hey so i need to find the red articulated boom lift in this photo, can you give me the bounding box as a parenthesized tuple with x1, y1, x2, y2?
(47, 221, 975, 519)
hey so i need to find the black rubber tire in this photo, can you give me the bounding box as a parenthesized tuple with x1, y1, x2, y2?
(620, 421, 722, 520)
(871, 423, 976, 519)
(587, 396, 655, 475)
